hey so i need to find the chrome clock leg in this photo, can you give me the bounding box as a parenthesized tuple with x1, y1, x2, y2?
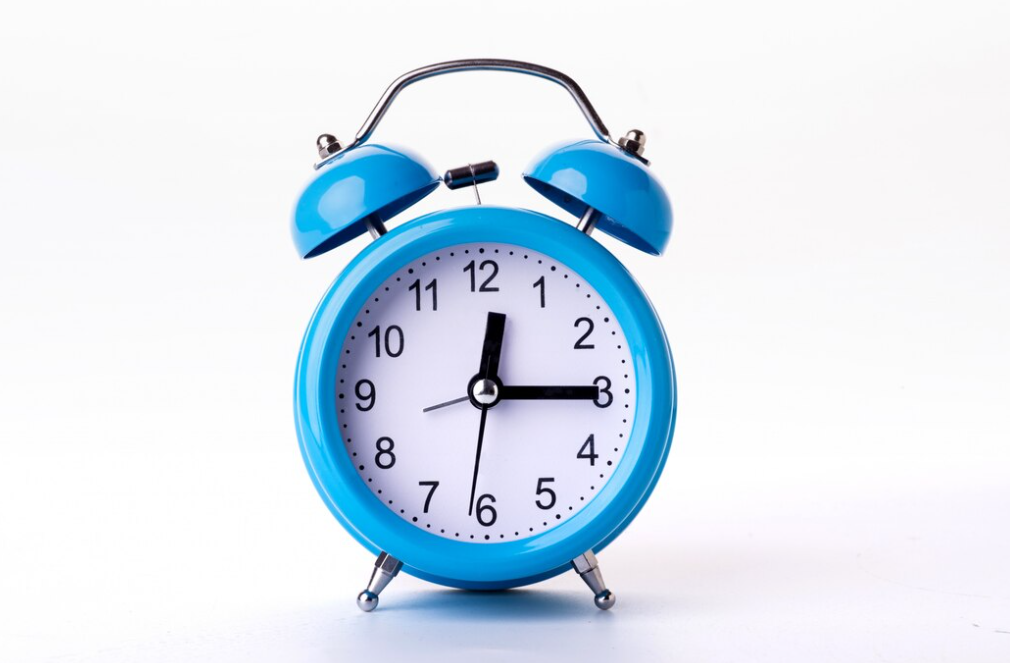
(571, 550, 615, 610)
(356, 551, 402, 612)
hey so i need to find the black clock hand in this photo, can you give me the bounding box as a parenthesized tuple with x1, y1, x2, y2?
(468, 311, 506, 517)
(498, 385, 600, 400)
(421, 396, 470, 413)
(425, 311, 506, 414)
(478, 311, 506, 379)
(424, 384, 599, 411)
(468, 407, 489, 517)
(423, 385, 598, 411)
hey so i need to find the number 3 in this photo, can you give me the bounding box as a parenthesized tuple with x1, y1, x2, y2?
(593, 376, 612, 408)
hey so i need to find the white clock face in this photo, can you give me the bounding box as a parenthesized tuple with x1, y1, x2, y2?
(335, 242, 635, 543)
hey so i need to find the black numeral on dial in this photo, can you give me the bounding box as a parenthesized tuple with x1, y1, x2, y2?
(533, 276, 545, 308)
(408, 278, 437, 311)
(475, 493, 497, 526)
(577, 434, 598, 465)
(574, 317, 595, 349)
(593, 376, 613, 408)
(368, 325, 404, 358)
(419, 480, 439, 513)
(464, 260, 499, 292)
(535, 477, 556, 510)
(374, 437, 396, 469)
(354, 379, 375, 411)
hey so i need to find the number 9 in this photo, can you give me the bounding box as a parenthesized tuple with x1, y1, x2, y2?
(355, 379, 375, 411)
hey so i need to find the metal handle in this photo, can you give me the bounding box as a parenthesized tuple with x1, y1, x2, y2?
(350, 59, 612, 150)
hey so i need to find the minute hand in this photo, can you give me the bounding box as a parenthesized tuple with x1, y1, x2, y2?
(498, 385, 600, 400)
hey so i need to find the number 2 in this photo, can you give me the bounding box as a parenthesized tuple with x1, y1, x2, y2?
(574, 317, 595, 349)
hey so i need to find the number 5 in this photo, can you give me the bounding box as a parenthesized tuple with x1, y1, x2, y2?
(535, 477, 556, 510)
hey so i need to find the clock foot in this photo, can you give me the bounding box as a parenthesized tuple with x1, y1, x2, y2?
(356, 551, 402, 612)
(571, 550, 615, 610)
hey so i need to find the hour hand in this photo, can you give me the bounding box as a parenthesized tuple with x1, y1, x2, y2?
(479, 312, 507, 379)
(499, 385, 600, 400)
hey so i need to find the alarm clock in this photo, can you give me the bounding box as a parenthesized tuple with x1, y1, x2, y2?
(291, 60, 676, 611)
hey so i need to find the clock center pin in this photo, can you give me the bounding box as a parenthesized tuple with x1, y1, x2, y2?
(471, 378, 500, 408)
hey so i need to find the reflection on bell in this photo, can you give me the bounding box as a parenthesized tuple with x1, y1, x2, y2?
(524, 139, 673, 255)
(292, 144, 440, 259)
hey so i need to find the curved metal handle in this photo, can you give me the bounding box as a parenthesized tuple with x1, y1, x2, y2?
(335, 59, 613, 161)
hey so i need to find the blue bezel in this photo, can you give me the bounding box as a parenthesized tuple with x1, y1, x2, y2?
(294, 206, 676, 589)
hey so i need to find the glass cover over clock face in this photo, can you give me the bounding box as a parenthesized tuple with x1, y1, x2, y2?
(335, 242, 635, 543)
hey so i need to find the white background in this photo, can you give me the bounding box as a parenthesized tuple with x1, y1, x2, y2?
(1, 1, 1008, 661)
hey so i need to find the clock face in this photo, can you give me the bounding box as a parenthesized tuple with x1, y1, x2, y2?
(335, 242, 635, 543)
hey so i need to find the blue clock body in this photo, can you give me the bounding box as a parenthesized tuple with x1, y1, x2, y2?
(294, 205, 676, 589)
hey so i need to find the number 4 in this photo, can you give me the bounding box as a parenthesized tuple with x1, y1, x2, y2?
(577, 434, 598, 465)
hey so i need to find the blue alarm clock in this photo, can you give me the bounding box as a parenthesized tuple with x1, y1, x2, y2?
(291, 60, 675, 612)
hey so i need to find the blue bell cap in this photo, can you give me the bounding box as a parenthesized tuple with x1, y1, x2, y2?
(523, 139, 673, 255)
(292, 143, 440, 258)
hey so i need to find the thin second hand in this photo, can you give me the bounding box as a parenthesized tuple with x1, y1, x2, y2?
(421, 395, 470, 413)
(468, 406, 489, 516)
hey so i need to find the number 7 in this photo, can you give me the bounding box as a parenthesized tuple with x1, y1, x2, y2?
(419, 480, 439, 513)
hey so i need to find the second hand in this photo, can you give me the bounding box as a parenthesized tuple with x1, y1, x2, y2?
(422, 396, 470, 413)
(467, 406, 489, 516)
